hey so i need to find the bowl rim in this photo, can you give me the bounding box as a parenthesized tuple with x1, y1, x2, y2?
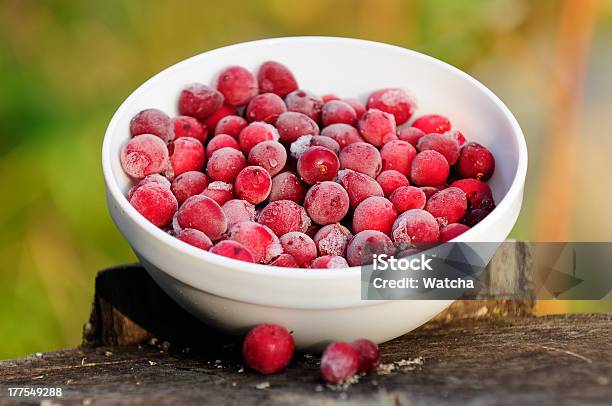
(102, 36, 528, 280)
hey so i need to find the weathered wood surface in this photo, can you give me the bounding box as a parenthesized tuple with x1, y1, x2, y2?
(1, 314, 610, 405)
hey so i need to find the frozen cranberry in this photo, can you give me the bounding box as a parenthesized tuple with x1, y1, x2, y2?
(243, 324, 294, 374)
(339, 142, 382, 179)
(176, 228, 213, 250)
(320, 123, 364, 150)
(248, 141, 287, 177)
(246, 93, 287, 123)
(320, 342, 359, 383)
(358, 108, 397, 147)
(235, 166, 272, 204)
(270, 253, 299, 268)
(279, 232, 317, 267)
(201, 181, 234, 205)
(215, 115, 248, 138)
(346, 230, 395, 266)
(257, 61, 298, 98)
(410, 150, 449, 187)
(171, 171, 209, 205)
(420, 185, 443, 199)
(168, 137, 205, 178)
(457, 142, 495, 181)
(463, 208, 491, 227)
(314, 223, 353, 257)
(216, 65, 257, 106)
(351, 339, 380, 373)
(380, 140, 416, 176)
(176, 195, 227, 240)
(297, 146, 339, 185)
(468, 190, 495, 210)
(130, 108, 173, 144)
(389, 186, 426, 213)
(310, 136, 341, 155)
(203, 104, 238, 133)
(206, 147, 247, 183)
(210, 240, 255, 263)
(310, 255, 349, 269)
(178, 83, 224, 119)
(343, 98, 366, 119)
(304, 181, 349, 225)
(258, 200, 310, 237)
(228, 221, 282, 263)
(425, 187, 467, 226)
(290, 135, 340, 160)
(321, 94, 340, 103)
(172, 115, 206, 144)
(391, 209, 439, 245)
(417, 133, 460, 165)
(397, 126, 426, 146)
(129, 183, 177, 227)
(238, 122, 280, 154)
(285, 90, 324, 123)
(206, 134, 240, 157)
(337, 169, 384, 208)
(450, 178, 492, 200)
(412, 114, 451, 134)
(121, 134, 169, 179)
(268, 172, 306, 203)
(276, 111, 320, 144)
(353, 196, 397, 236)
(128, 173, 171, 200)
(366, 88, 416, 125)
(321, 100, 358, 127)
(446, 129, 466, 145)
(439, 223, 470, 242)
(376, 170, 410, 197)
(222, 199, 256, 228)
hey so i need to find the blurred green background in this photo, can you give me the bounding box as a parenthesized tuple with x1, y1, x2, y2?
(1, 0, 611, 359)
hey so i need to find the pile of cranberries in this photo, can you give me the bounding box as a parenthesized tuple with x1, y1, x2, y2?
(121, 61, 496, 268)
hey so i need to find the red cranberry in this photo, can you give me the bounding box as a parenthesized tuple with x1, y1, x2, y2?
(353, 196, 398, 236)
(215, 115, 248, 138)
(351, 339, 381, 373)
(346, 230, 395, 266)
(321, 94, 340, 103)
(268, 172, 306, 203)
(339, 142, 382, 179)
(270, 253, 299, 268)
(446, 129, 466, 145)
(420, 185, 444, 199)
(130, 108, 173, 144)
(201, 181, 234, 205)
(206, 147, 247, 183)
(389, 186, 426, 213)
(222, 199, 256, 228)
(257, 200, 310, 237)
(310, 255, 349, 269)
(248, 141, 287, 177)
(121, 134, 169, 179)
(178, 83, 224, 119)
(279, 232, 317, 267)
(172, 115, 207, 144)
(380, 140, 417, 176)
(257, 61, 298, 98)
(337, 169, 384, 209)
(216, 65, 258, 106)
(343, 98, 366, 119)
(376, 170, 410, 197)
(246, 93, 287, 123)
(206, 134, 240, 157)
(276, 111, 320, 144)
(320, 123, 364, 149)
(210, 240, 255, 263)
(397, 126, 426, 146)
(417, 133, 460, 165)
(468, 190, 495, 210)
(391, 209, 439, 245)
(309, 136, 341, 155)
(449, 178, 492, 200)
(366, 88, 416, 125)
(129, 183, 177, 227)
(176, 228, 213, 250)
(463, 208, 491, 227)
(285, 90, 324, 123)
(168, 137, 205, 178)
(243, 324, 294, 374)
(410, 150, 449, 187)
(304, 181, 350, 225)
(238, 122, 280, 154)
(412, 114, 451, 134)
(439, 223, 470, 242)
(203, 104, 237, 133)
(457, 142, 495, 180)
(128, 174, 171, 200)
(321, 100, 358, 127)
(297, 146, 339, 185)
(424, 187, 468, 226)
(228, 221, 282, 264)
(313, 223, 353, 257)
(320, 342, 359, 384)
(235, 166, 272, 204)
(171, 171, 209, 205)
(176, 195, 227, 240)
(358, 108, 397, 147)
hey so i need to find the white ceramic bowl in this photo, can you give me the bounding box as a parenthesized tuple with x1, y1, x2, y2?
(102, 37, 527, 350)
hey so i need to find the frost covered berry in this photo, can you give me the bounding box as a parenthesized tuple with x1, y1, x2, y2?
(304, 181, 349, 225)
(248, 141, 287, 177)
(351, 339, 381, 373)
(129, 183, 177, 228)
(353, 196, 398, 236)
(222, 199, 256, 228)
(410, 150, 449, 187)
(257, 61, 298, 98)
(168, 137, 205, 178)
(376, 170, 410, 197)
(170, 170, 209, 205)
(358, 108, 397, 146)
(257, 200, 310, 237)
(206, 134, 240, 157)
(391, 209, 439, 245)
(276, 111, 320, 144)
(457, 142, 495, 180)
(243, 324, 294, 375)
(412, 114, 451, 134)
(314, 223, 353, 257)
(346, 230, 395, 266)
(337, 169, 384, 209)
(216, 65, 258, 106)
(210, 240, 255, 263)
(279, 232, 317, 267)
(389, 186, 426, 213)
(246, 93, 287, 123)
(228, 221, 282, 264)
(176, 228, 213, 250)
(424, 187, 468, 226)
(268, 172, 306, 203)
(270, 254, 299, 268)
(439, 223, 470, 242)
(417, 133, 460, 165)
(285, 90, 324, 123)
(178, 83, 224, 119)
(310, 255, 350, 269)
(339, 142, 382, 179)
(215, 115, 248, 138)
(121, 134, 169, 179)
(176, 195, 227, 241)
(366, 88, 416, 125)
(203, 104, 237, 133)
(130, 108, 173, 144)
(320, 342, 359, 384)
(321, 100, 358, 127)
(397, 125, 426, 146)
(238, 122, 280, 154)
(380, 140, 416, 176)
(297, 146, 340, 185)
(320, 123, 364, 149)
(235, 166, 272, 204)
(206, 147, 247, 183)
(172, 115, 206, 144)
(201, 181, 234, 205)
